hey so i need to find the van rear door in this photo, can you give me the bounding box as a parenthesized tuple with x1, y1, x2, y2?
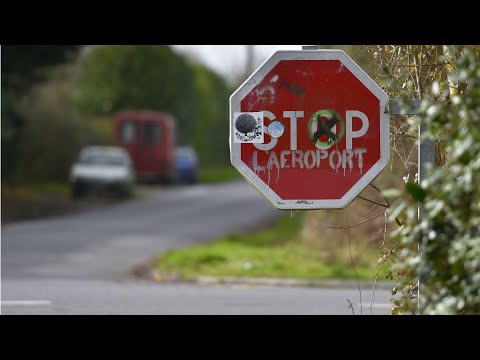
(138, 120, 163, 177)
(119, 119, 139, 170)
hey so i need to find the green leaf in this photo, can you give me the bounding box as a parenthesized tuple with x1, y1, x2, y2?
(459, 152, 471, 165)
(406, 182, 427, 202)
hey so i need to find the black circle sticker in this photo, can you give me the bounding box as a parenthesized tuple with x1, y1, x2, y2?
(307, 109, 345, 149)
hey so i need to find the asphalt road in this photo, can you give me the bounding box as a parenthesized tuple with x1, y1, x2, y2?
(1, 180, 392, 315)
(2, 280, 392, 315)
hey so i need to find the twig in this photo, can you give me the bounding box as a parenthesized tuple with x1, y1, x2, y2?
(370, 270, 380, 315)
(368, 183, 391, 208)
(371, 212, 390, 315)
(362, 203, 378, 216)
(346, 299, 355, 315)
(382, 211, 388, 247)
(346, 207, 362, 315)
(413, 45, 424, 99)
(393, 146, 413, 171)
(327, 212, 385, 229)
(351, 46, 364, 60)
(380, 241, 401, 262)
(369, 183, 403, 227)
(357, 195, 389, 208)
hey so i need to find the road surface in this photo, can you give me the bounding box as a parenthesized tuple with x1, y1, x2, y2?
(2, 279, 392, 315)
(1, 180, 392, 315)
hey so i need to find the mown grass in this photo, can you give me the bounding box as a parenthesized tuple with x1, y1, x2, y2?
(155, 214, 387, 280)
(198, 166, 242, 184)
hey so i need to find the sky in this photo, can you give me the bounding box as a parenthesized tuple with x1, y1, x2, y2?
(171, 45, 301, 83)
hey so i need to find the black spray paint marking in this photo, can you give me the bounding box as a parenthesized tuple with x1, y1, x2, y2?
(278, 80, 305, 95)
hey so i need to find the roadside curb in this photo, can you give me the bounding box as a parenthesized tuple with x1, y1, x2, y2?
(129, 263, 395, 290)
(182, 275, 395, 290)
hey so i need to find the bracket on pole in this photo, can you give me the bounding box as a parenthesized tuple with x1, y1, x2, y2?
(302, 45, 318, 50)
(389, 99, 422, 115)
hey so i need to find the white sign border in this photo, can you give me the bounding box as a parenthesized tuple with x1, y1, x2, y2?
(230, 50, 390, 210)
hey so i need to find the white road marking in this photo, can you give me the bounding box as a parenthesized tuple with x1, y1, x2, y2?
(1, 300, 52, 306)
(180, 186, 209, 197)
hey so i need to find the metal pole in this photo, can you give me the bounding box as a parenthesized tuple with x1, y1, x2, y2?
(389, 99, 421, 115)
(299, 44, 430, 312)
(418, 127, 435, 193)
(416, 125, 435, 313)
(390, 99, 433, 314)
(245, 45, 255, 80)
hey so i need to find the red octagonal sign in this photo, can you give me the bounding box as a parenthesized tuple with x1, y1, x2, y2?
(230, 50, 389, 209)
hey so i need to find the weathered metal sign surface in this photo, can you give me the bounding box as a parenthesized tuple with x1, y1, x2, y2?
(230, 50, 389, 209)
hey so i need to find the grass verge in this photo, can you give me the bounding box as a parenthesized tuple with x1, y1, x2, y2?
(1, 182, 130, 223)
(155, 213, 388, 281)
(198, 166, 241, 184)
(2, 183, 71, 223)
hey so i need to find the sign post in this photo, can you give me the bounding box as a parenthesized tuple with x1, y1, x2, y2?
(230, 50, 390, 210)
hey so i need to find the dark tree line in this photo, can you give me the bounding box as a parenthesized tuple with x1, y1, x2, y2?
(2, 45, 233, 183)
(2, 45, 83, 180)
(74, 45, 232, 166)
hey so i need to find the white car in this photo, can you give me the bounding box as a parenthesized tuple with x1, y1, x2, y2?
(69, 146, 135, 199)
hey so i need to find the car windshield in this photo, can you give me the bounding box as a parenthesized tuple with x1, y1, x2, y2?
(78, 152, 126, 166)
(176, 147, 196, 161)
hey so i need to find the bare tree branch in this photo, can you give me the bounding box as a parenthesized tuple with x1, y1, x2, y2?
(346, 299, 355, 315)
(327, 211, 385, 229)
(346, 207, 362, 315)
(357, 195, 389, 208)
(371, 212, 390, 315)
(362, 203, 378, 216)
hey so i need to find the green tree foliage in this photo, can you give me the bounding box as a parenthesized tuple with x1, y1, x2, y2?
(1, 45, 82, 181)
(190, 63, 231, 165)
(364, 45, 449, 99)
(74, 45, 197, 145)
(14, 97, 98, 183)
(390, 46, 480, 314)
(74, 45, 232, 165)
(2, 45, 81, 93)
(1, 88, 20, 181)
(12, 64, 105, 183)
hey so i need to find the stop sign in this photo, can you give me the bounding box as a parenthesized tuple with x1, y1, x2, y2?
(230, 50, 389, 209)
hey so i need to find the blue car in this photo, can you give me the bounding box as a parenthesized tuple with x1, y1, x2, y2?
(175, 146, 198, 184)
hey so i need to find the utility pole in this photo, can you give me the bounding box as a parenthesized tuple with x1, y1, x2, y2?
(245, 45, 255, 80)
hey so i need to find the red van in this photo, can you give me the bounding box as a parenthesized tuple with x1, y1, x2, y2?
(114, 111, 177, 183)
